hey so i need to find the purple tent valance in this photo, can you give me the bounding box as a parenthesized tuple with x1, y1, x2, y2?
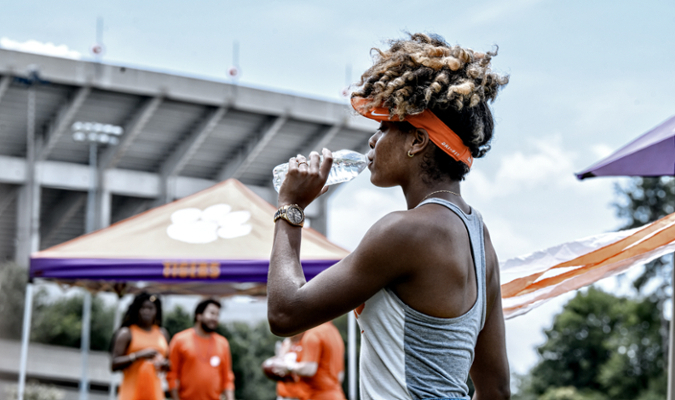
(30, 257, 340, 283)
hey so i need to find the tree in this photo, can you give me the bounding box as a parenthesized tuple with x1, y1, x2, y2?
(30, 291, 115, 351)
(163, 304, 193, 339)
(518, 287, 665, 400)
(614, 177, 675, 296)
(614, 176, 673, 381)
(219, 321, 279, 400)
(0, 262, 27, 340)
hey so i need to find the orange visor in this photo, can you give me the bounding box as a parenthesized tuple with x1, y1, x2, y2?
(351, 97, 473, 168)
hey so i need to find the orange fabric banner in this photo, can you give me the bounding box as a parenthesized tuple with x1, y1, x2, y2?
(501, 212, 675, 319)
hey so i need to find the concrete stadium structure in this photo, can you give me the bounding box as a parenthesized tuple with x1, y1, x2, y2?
(0, 48, 375, 265)
(0, 48, 374, 395)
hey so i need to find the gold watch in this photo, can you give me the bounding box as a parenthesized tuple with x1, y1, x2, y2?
(274, 204, 305, 227)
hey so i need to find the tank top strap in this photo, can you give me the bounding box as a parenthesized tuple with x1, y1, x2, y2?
(415, 197, 487, 329)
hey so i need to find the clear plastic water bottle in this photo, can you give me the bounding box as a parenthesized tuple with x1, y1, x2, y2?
(272, 149, 368, 192)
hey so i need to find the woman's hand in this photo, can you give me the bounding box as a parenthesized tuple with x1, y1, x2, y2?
(134, 348, 159, 360)
(278, 149, 333, 209)
(151, 354, 170, 371)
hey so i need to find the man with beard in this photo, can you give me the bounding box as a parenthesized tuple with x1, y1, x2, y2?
(167, 299, 235, 400)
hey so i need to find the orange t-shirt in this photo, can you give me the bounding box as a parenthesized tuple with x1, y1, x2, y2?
(277, 340, 312, 400)
(301, 322, 346, 400)
(166, 328, 235, 400)
(118, 325, 169, 400)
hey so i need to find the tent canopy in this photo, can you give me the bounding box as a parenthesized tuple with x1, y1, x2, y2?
(30, 179, 349, 295)
(576, 115, 675, 179)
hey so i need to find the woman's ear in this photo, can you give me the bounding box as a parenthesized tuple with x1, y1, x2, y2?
(409, 128, 430, 156)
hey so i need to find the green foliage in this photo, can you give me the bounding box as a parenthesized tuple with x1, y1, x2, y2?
(0, 263, 116, 352)
(520, 287, 666, 400)
(529, 288, 620, 393)
(30, 291, 115, 351)
(615, 177, 675, 229)
(218, 321, 279, 400)
(0, 262, 27, 340)
(614, 177, 675, 294)
(163, 305, 193, 339)
(540, 386, 608, 400)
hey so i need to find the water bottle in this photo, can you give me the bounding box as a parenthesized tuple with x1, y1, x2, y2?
(272, 149, 368, 192)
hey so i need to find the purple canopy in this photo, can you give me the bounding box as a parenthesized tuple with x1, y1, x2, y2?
(576, 115, 675, 179)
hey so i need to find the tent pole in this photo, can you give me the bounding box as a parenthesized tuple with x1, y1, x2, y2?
(109, 296, 124, 400)
(79, 140, 97, 400)
(347, 311, 357, 400)
(17, 283, 33, 400)
(79, 291, 92, 400)
(668, 254, 675, 400)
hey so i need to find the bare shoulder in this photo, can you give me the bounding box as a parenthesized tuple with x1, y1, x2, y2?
(362, 208, 440, 246)
(115, 327, 131, 343)
(356, 210, 432, 261)
(111, 327, 132, 356)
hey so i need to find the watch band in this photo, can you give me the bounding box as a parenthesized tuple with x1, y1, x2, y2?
(274, 204, 305, 227)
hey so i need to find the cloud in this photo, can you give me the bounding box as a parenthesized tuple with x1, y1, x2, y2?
(590, 143, 616, 160)
(328, 171, 406, 251)
(465, 135, 577, 201)
(0, 37, 82, 59)
(485, 216, 536, 261)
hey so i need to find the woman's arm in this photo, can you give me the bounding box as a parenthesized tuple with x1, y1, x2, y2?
(469, 228, 510, 400)
(268, 150, 428, 336)
(268, 209, 415, 336)
(111, 328, 133, 371)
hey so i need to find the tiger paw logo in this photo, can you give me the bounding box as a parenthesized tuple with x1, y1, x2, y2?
(167, 204, 252, 244)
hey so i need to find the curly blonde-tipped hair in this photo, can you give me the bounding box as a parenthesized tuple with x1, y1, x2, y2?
(352, 33, 509, 181)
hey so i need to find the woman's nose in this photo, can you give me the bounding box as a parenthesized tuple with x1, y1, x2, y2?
(368, 132, 378, 149)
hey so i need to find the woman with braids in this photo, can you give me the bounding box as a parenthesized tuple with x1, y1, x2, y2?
(111, 292, 170, 400)
(268, 33, 510, 400)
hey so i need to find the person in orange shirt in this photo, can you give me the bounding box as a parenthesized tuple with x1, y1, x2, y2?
(270, 322, 346, 400)
(263, 332, 312, 400)
(167, 298, 235, 400)
(111, 292, 170, 400)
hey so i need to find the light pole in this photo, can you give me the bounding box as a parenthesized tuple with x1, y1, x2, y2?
(71, 121, 122, 400)
(17, 64, 49, 400)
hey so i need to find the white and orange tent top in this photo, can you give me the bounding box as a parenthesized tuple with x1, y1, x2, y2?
(30, 179, 349, 295)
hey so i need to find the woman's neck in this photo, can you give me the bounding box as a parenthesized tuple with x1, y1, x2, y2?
(136, 322, 153, 331)
(403, 179, 462, 210)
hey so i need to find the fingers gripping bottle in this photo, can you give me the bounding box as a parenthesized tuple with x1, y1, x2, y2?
(272, 149, 367, 192)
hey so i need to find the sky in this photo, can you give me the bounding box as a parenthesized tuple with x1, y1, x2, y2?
(3, 0, 675, 381)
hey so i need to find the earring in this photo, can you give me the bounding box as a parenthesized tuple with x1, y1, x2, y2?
(407, 150, 414, 158)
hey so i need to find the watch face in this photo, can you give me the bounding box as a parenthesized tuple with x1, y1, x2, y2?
(287, 206, 303, 224)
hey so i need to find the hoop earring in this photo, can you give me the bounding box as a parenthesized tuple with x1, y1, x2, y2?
(407, 150, 414, 158)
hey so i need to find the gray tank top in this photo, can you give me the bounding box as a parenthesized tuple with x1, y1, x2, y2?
(355, 197, 487, 400)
